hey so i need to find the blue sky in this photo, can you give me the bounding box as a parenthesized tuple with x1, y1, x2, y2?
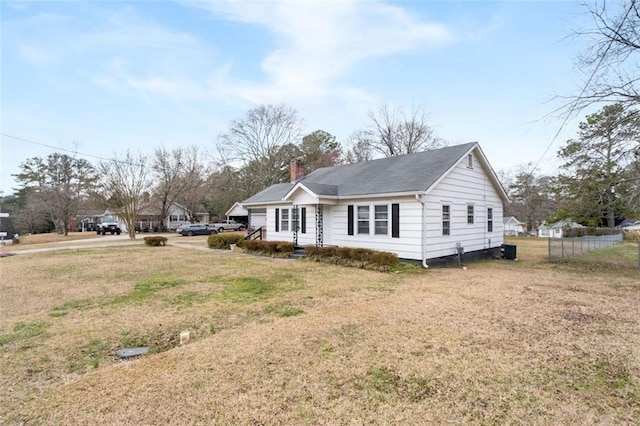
(1, 0, 594, 193)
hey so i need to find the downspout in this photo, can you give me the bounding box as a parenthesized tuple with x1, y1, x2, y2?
(415, 194, 429, 269)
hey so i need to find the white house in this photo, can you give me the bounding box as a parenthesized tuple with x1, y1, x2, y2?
(242, 142, 509, 267)
(537, 220, 585, 238)
(503, 216, 525, 236)
(164, 203, 210, 230)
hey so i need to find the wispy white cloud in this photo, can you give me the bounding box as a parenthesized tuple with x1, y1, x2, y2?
(6, 5, 223, 102)
(18, 44, 59, 66)
(189, 0, 453, 104)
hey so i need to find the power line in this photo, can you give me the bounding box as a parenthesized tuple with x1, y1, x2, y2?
(530, 1, 635, 175)
(1, 132, 147, 167)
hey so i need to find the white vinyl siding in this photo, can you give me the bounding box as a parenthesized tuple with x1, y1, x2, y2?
(423, 151, 504, 260)
(332, 197, 423, 260)
(266, 205, 294, 239)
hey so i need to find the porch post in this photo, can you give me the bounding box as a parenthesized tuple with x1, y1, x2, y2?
(315, 204, 323, 247)
(292, 205, 299, 246)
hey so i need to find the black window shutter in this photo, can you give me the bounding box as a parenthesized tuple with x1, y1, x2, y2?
(301, 208, 306, 233)
(275, 208, 279, 232)
(392, 203, 400, 238)
(347, 205, 354, 235)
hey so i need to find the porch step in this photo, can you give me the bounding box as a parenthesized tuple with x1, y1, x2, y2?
(292, 246, 306, 259)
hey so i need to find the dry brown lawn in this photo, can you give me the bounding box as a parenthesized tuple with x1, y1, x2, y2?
(1, 238, 638, 424)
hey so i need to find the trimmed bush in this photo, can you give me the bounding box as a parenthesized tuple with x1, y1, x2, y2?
(304, 245, 399, 271)
(243, 240, 294, 256)
(208, 233, 245, 250)
(143, 236, 168, 247)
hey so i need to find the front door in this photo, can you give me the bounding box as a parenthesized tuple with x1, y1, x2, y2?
(322, 206, 332, 245)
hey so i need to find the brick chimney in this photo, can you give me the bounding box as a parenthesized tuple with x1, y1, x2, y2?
(290, 159, 304, 183)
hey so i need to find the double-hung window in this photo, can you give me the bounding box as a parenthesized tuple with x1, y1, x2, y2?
(487, 208, 493, 232)
(281, 208, 289, 231)
(467, 205, 474, 225)
(442, 205, 450, 236)
(357, 206, 370, 234)
(374, 205, 388, 235)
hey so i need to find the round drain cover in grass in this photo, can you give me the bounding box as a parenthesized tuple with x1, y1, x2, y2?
(115, 347, 149, 359)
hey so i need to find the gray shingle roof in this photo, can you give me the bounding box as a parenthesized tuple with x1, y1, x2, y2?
(243, 182, 294, 204)
(243, 142, 479, 204)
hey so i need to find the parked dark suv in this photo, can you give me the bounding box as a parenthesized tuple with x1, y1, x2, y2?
(97, 222, 122, 235)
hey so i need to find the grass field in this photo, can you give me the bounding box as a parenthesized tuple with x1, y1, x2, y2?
(1, 237, 638, 424)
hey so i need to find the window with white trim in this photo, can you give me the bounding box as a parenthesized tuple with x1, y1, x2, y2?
(467, 153, 473, 168)
(357, 206, 370, 234)
(487, 207, 493, 232)
(467, 204, 474, 225)
(442, 205, 450, 236)
(281, 208, 289, 231)
(374, 205, 388, 235)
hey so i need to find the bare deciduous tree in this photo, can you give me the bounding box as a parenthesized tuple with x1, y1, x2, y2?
(567, 0, 640, 111)
(153, 145, 208, 229)
(344, 130, 375, 164)
(14, 190, 51, 234)
(99, 151, 150, 239)
(217, 104, 304, 188)
(503, 164, 558, 232)
(351, 103, 444, 159)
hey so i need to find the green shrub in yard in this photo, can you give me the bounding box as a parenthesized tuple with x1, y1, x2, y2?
(305, 245, 399, 271)
(208, 233, 245, 249)
(243, 240, 294, 256)
(143, 236, 168, 246)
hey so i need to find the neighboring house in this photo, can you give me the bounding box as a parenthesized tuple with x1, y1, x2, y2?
(74, 209, 128, 232)
(225, 202, 249, 224)
(165, 203, 210, 230)
(503, 216, 525, 236)
(537, 220, 585, 238)
(242, 142, 509, 266)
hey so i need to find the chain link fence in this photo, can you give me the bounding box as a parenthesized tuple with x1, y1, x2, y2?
(548, 233, 624, 262)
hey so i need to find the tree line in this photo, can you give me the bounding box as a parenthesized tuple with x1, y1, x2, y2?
(503, 104, 640, 230)
(2, 102, 442, 237)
